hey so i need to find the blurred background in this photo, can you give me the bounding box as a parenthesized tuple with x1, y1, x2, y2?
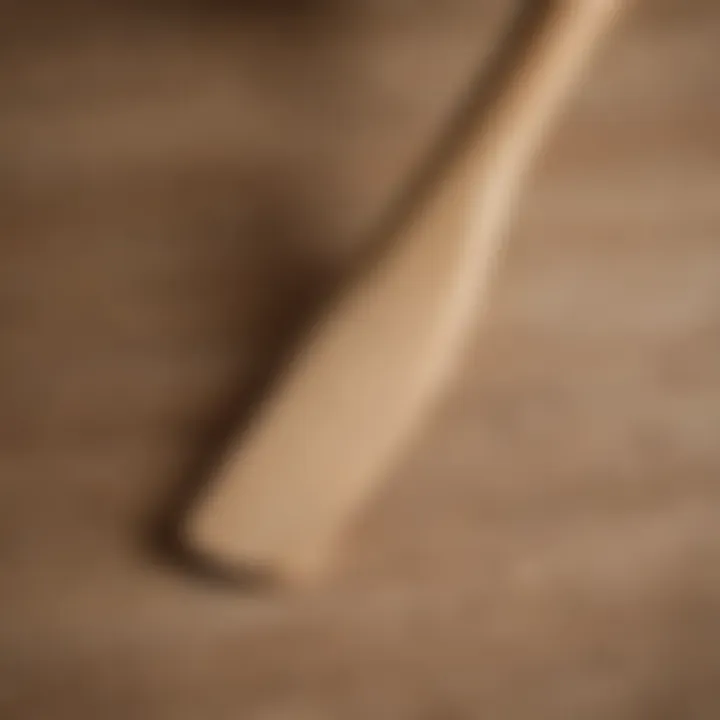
(1, 1, 719, 717)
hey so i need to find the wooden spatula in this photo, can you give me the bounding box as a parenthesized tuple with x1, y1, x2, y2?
(186, 0, 628, 585)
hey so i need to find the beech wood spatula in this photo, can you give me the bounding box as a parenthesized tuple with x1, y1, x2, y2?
(186, 0, 629, 585)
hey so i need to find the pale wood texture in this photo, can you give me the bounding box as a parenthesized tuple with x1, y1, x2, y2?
(2, 1, 720, 718)
(188, 0, 628, 583)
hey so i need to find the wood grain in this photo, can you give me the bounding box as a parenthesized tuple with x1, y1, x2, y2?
(1, 1, 719, 718)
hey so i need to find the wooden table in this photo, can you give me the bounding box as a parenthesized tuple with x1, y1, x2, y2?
(2, 1, 719, 717)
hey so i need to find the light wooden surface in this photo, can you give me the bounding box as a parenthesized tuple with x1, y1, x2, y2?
(2, 1, 720, 717)
(188, 0, 627, 584)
